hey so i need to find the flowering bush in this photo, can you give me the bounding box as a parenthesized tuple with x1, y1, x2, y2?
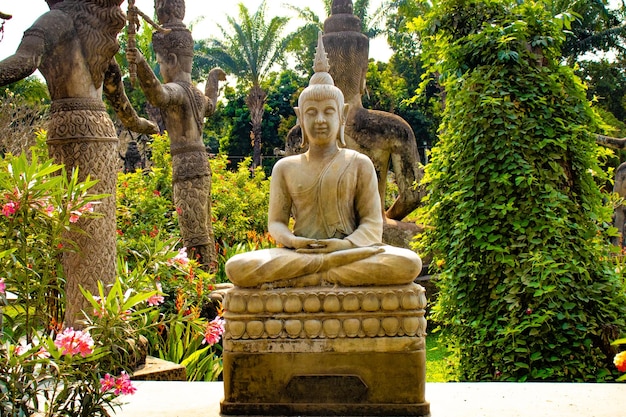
(0, 143, 146, 415)
(1, 328, 137, 416)
(612, 338, 626, 381)
(117, 134, 271, 285)
(0, 145, 102, 342)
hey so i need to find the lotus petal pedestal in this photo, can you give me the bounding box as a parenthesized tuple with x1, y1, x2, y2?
(220, 283, 430, 416)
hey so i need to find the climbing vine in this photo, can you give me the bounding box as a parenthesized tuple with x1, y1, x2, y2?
(416, 0, 626, 381)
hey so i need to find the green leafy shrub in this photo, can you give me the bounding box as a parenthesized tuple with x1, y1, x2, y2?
(210, 154, 270, 247)
(417, 0, 626, 381)
(117, 134, 271, 277)
(0, 145, 102, 341)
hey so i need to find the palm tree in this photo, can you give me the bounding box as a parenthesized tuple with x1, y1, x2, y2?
(197, 1, 293, 168)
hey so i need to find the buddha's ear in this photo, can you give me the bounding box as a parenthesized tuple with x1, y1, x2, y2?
(294, 107, 308, 148)
(339, 104, 349, 147)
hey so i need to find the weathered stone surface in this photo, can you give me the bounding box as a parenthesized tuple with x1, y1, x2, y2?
(220, 283, 429, 416)
(132, 356, 186, 381)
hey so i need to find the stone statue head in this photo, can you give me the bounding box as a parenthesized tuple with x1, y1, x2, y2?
(295, 33, 348, 148)
(152, 25, 194, 75)
(156, 0, 185, 26)
(54, 0, 126, 87)
(45, 0, 64, 8)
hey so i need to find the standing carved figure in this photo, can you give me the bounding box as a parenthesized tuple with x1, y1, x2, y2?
(288, 0, 425, 237)
(596, 134, 626, 246)
(324, 0, 425, 222)
(127, 0, 225, 271)
(0, 0, 158, 327)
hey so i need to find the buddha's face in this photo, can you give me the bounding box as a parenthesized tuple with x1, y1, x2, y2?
(300, 98, 342, 147)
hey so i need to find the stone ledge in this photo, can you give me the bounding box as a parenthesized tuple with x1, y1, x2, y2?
(113, 381, 626, 417)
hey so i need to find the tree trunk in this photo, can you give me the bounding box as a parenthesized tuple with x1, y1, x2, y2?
(246, 85, 266, 168)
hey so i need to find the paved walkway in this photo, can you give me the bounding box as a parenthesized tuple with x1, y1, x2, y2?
(113, 381, 626, 416)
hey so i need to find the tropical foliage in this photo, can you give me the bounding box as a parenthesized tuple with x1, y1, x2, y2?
(416, 0, 626, 381)
(196, 0, 294, 168)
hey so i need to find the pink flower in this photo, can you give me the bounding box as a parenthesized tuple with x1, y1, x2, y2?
(100, 373, 116, 392)
(14, 342, 50, 359)
(147, 294, 165, 306)
(81, 202, 94, 213)
(15, 342, 31, 356)
(147, 282, 165, 306)
(2, 202, 17, 217)
(68, 202, 96, 223)
(168, 247, 189, 267)
(202, 317, 225, 346)
(54, 328, 94, 357)
(0, 278, 5, 294)
(44, 204, 55, 217)
(36, 346, 50, 359)
(92, 296, 107, 318)
(101, 372, 136, 395)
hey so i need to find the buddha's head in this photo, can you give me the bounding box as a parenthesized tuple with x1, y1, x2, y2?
(295, 33, 349, 147)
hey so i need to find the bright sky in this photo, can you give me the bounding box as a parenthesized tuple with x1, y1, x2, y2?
(0, 0, 392, 64)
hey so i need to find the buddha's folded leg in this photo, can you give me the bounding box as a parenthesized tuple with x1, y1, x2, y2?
(225, 248, 324, 287)
(325, 245, 422, 286)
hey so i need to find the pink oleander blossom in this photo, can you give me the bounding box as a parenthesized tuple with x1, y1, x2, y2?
(36, 346, 50, 359)
(54, 328, 94, 357)
(0, 278, 5, 294)
(14, 342, 31, 356)
(202, 317, 225, 346)
(2, 201, 17, 217)
(168, 247, 189, 267)
(100, 371, 136, 395)
(14, 342, 50, 359)
(147, 282, 165, 306)
(100, 373, 116, 392)
(44, 204, 55, 217)
(68, 202, 96, 223)
(147, 293, 165, 306)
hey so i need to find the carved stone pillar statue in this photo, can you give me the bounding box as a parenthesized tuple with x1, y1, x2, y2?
(0, 0, 158, 327)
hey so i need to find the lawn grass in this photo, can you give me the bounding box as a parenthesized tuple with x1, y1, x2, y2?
(426, 331, 452, 382)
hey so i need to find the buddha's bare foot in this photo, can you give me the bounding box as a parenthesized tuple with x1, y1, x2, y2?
(322, 246, 384, 270)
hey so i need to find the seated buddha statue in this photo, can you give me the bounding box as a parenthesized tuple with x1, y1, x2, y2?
(225, 34, 422, 289)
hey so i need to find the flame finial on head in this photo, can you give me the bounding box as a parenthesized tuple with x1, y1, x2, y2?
(309, 32, 334, 86)
(313, 32, 330, 74)
(298, 32, 347, 147)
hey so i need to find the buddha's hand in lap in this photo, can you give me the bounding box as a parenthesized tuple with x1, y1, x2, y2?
(295, 238, 353, 254)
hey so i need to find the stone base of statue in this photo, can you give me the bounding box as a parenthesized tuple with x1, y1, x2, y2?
(220, 283, 430, 416)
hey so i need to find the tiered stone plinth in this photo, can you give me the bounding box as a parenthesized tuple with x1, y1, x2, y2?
(220, 283, 430, 416)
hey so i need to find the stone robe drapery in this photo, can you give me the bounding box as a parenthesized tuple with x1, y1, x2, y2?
(225, 148, 421, 288)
